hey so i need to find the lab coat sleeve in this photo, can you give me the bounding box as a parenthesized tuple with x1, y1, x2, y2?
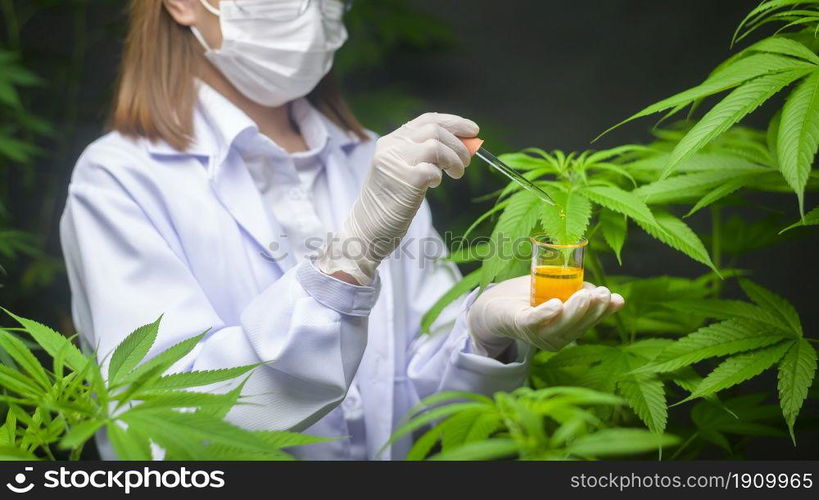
(404, 201, 533, 401)
(60, 152, 378, 433)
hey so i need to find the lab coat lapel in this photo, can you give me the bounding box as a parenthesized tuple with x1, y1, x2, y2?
(210, 150, 297, 271)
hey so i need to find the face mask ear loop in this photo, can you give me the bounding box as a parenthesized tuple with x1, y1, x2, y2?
(198, 0, 221, 16)
(190, 26, 213, 52)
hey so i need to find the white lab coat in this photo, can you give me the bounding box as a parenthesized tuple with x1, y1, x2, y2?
(60, 83, 531, 460)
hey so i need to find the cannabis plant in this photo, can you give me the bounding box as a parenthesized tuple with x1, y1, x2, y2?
(386, 387, 678, 460)
(405, 0, 819, 461)
(0, 310, 323, 460)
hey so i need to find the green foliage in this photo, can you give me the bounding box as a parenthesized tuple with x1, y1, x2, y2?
(778, 338, 818, 442)
(0, 311, 323, 460)
(390, 387, 677, 460)
(404, 2, 819, 461)
(605, 3, 819, 214)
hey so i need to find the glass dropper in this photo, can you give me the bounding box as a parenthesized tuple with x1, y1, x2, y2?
(461, 138, 555, 205)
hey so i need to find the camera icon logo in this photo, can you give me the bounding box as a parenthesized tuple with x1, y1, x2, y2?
(6, 467, 34, 494)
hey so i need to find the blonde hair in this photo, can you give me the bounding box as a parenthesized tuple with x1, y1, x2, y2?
(110, 0, 367, 151)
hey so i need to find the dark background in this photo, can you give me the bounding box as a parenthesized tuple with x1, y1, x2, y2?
(1, 0, 816, 458)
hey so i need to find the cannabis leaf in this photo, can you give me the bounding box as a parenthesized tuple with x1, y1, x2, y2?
(635, 211, 717, 271)
(599, 208, 627, 264)
(0, 311, 316, 460)
(0, 330, 49, 390)
(115, 331, 207, 387)
(149, 365, 259, 391)
(540, 189, 592, 245)
(601, 53, 815, 137)
(634, 168, 766, 205)
(662, 68, 813, 179)
(636, 319, 787, 375)
(778, 69, 819, 214)
(580, 185, 656, 225)
(663, 298, 789, 333)
(566, 429, 678, 458)
(739, 279, 802, 336)
(2, 308, 86, 371)
(681, 341, 792, 403)
(108, 316, 161, 384)
(617, 374, 667, 434)
(781, 204, 819, 231)
(421, 269, 481, 333)
(777, 338, 818, 443)
(480, 190, 542, 288)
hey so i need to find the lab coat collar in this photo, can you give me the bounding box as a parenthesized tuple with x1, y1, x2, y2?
(144, 82, 369, 271)
(144, 81, 365, 163)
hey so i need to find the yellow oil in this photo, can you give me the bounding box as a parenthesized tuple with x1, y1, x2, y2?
(531, 265, 584, 305)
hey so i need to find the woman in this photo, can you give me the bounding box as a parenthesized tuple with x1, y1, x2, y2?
(60, 0, 624, 460)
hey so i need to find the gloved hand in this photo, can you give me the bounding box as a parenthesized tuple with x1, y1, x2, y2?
(318, 112, 478, 284)
(467, 275, 625, 357)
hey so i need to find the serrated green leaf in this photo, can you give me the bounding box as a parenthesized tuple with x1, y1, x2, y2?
(251, 430, 331, 449)
(406, 426, 443, 460)
(777, 70, 819, 213)
(739, 279, 802, 336)
(149, 364, 258, 391)
(580, 185, 656, 225)
(439, 409, 485, 451)
(108, 316, 162, 384)
(635, 210, 716, 271)
(743, 36, 819, 64)
(567, 429, 679, 457)
(120, 410, 297, 457)
(541, 344, 618, 369)
(682, 341, 792, 402)
(446, 242, 489, 264)
(781, 204, 819, 231)
(617, 375, 667, 433)
(599, 208, 627, 264)
(428, 438, 519, 461)
(637, 319, 788, 374)
(107, 423, 153, 461)
(125, 390, 243, 413)
(635, 168, 765, 205)
(380, 402, 488, 455)
(3, 308, 87, 371)
(463, 412, 503, 444)
(0, 365, 43, 395)
(685, 177, 751, 216)
(622, 338, 676, 360)
(777, 338, 817, 443)
(0, 446, 39, 460)
(116, 332, 207, 386)
(421, 269, 480, 334)
(0, 330, 49, 389)
(481, 190, 543, 288)
(601, 54, 815, 136)
(60, 420, 104, 450)
(196, 378, 248, 420)
(540, 190, 592, 245)
(663, 298, 789, 333)
(663, 68, 813, 178)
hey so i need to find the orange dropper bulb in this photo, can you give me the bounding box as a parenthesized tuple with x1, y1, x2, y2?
(461, 137, 484, 156)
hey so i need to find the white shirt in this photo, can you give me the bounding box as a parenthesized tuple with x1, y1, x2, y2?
(239, 100, 367, 459)
(60, 82, 532, 460)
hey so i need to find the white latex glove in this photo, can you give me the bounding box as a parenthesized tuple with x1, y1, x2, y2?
(468, 275, 625, 357)
(318, 112, 478, 284)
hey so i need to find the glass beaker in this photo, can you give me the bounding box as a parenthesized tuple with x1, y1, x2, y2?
(530, 235, 587, 305)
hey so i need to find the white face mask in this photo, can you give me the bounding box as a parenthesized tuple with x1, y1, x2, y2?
(191, 0, 348, 107)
